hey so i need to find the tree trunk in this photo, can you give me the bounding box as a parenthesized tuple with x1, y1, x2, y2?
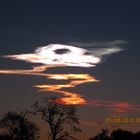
(52, 133, 56, 140)
(52, 136, 56, 140)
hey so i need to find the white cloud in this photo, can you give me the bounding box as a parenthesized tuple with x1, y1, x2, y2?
(3, 42, 124, 67)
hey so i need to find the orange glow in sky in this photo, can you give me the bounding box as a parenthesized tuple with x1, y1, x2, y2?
(0, 65, 99, 105)
(34, 73, 99, 105)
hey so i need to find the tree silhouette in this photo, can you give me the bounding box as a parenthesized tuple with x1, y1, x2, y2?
(134, 131, 140, 140)
(0, 134, 11, 140)
(33, 98, 81, 140)
(0, 111, 39, 140)
(110, 129, 133, 140)
(89, 128, 140, 140)
(89, 129, 110, 140)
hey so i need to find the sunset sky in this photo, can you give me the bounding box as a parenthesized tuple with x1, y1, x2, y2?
(0, 1, 140, 139)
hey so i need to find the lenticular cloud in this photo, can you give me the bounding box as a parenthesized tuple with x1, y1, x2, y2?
(3, 44, 123, 67)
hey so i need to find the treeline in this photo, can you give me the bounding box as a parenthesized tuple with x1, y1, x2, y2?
(89, 128, 140, 140)
(0, 98, 140, 140)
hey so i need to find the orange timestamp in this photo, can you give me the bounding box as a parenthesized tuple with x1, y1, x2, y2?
(105, 117, 140, 124)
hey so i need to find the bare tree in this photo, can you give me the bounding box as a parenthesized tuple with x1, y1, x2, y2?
(0, 111, 39, 140)
(33, 98, 81, 140)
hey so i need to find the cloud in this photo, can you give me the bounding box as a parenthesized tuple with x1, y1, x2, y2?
(2, 43, 124, 67)
(89, 100, 140, 113)
(0, 65, 99, 105)
(0, 42, 137, 113)
(34, 73, 99, 105)
(68, 40, 126, 58)
(67, 40, 127, 48)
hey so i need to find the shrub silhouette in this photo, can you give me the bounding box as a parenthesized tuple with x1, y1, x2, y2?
(0, 111, 39, 140)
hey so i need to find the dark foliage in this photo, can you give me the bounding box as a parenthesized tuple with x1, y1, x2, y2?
(89, 128, 140, 140)
(134, 131, 140, 140)
(0, 111, 39, 140)
(0, 134, 11, 140)
(110, 129, 133, 140)
(89, 129, 110, 140)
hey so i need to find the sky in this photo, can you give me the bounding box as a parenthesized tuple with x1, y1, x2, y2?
(0, 0, 140, 139)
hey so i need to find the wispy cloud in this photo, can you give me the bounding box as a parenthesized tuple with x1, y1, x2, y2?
(88, 100, 140, 113)
(67, 40, 126, 58)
